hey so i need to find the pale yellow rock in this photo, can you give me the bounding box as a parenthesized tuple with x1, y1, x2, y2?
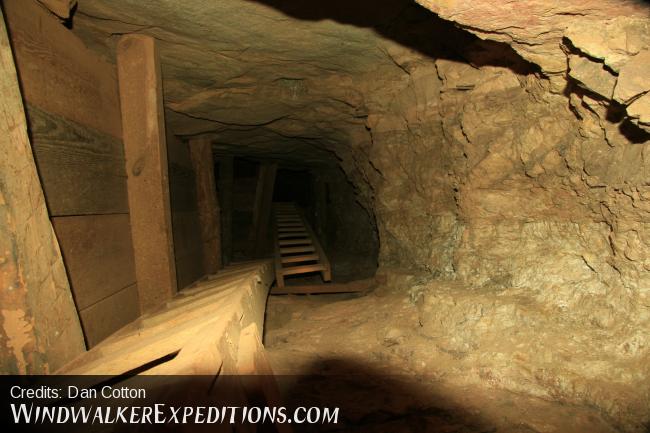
(614, 49, 650, 104)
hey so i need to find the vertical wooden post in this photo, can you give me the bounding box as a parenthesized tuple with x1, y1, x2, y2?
(218, 156, 234, 265)
(188, 136, 222, 275)
(117, 34, 177, 312)
(250, 162, 277, 257)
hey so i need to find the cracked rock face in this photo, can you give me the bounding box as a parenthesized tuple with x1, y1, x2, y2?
(70, 0, 650, 430)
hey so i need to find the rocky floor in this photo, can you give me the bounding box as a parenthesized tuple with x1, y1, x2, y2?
(263, 278, 643, 433)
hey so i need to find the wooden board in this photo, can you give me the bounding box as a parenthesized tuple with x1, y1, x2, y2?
(26, 104, 129, 216)
(78, 283, 139, 348)
(251, 163, 277, 256)
(0, 7, 85, 373)
(189, 136, 221, 274)
(271, 278, 378, 294)
(51, 214, 136, 310)
(117, 34, 176, 312)
(3, 0, 122, 138)
(58, 260, 274, 376)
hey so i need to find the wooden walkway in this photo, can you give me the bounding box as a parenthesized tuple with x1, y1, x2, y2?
(56, 260, 291, 431)
(272, 202, 331, 289)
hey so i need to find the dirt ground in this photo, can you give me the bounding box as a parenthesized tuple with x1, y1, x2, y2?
(264, 290, 623, 433)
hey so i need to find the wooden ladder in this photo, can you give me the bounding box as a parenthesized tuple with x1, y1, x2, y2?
(272, 202, 331, 288)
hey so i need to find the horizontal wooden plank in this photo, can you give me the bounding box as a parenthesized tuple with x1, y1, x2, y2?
(271, 278, 377, 295)
(281, 254, 319, 264)
(52, 214, 136, 310)
(26, 104, 128, 216)
(277, 222, 303, 227)
(4, 0, 122, 138)
(279, 231, 307, 238)
(79, 283, 139, 348)
(278, 238, 312, 246)
(280, 264, 326, 276)
(280, 245, 316, 254)
(58, 260, 274, 375)
(278, 227, 307, 233)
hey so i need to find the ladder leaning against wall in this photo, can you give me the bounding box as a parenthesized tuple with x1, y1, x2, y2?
(272, 202, 332, 288)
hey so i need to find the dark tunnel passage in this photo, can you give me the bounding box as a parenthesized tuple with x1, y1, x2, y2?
(210, 156, 379, 286)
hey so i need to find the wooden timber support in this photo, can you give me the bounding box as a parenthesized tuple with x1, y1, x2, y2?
(188, 135, 222, 274)
(250, 162, 277, 257)
(116, 34, 177, 312)
(272, 202, 332, 288)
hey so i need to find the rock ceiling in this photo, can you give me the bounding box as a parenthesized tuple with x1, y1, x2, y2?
(72, 0, 434, 165)
(72, 0, 650, 165)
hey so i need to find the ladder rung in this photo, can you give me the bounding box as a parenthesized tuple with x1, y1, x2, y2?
(280, 264, 326, 276)
(280, 245, 316, 254)
(278, 232, 307, 238)
(278, 223, 304, 228)
(279, 238, 312, 246)
(279, 227, 306, 233)
(281, 254, 319, 264)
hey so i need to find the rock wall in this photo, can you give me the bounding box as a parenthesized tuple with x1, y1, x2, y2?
(335, 7, 650, 432)
(312, 167, 379, 277)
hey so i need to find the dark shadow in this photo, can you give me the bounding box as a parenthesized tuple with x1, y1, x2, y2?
(0, 369, 490, 433)
(606, 102, 650, 144)
(244, 0, 539, 75)
(277, 358, 493, 433)
(562, 37, 650, 144)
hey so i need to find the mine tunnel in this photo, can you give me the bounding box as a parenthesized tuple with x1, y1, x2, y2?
(1, 0, 650, 432)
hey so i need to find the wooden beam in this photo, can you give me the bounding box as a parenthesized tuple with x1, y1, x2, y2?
(117, 34, 177, 312)
(218, 156, 234, 265)
(250, 162, 277, 257)
(281, 263, 326, 276)
(188, 136, 222, 275)
(271, 278, 378, 295)
(0, 8, 85, 372)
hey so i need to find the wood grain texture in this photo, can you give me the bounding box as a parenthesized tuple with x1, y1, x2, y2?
(78, 283, 139, 348)
(51, 214, 137, 311)
(189, 136, 222, 274)
(26, 104, 129, 216)
(117, 34, 177, 311)
(0, 6, 85, 373)
(3, 0, 122, 138)
(58, 260, 274, 375)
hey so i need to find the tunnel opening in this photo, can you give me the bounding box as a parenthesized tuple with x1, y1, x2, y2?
(2, 0, 650, 432)
(211, 153, 380, 287)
